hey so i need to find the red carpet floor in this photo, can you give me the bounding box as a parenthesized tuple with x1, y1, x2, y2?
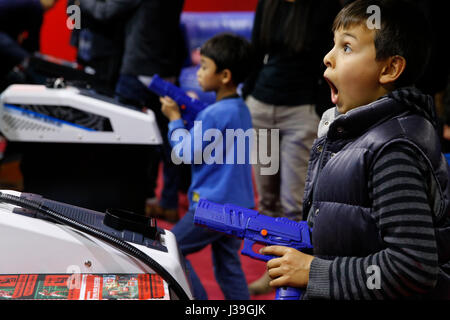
(155, 166, 276, 300)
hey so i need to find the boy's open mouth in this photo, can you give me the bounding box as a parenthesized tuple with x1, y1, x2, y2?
(324, 76, 339, 105)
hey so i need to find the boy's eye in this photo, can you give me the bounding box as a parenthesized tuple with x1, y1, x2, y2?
(343, 44, 352, 53)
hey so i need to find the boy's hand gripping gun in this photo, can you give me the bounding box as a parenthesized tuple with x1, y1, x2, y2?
(194, 199, 313, 300)
(147, 74, 209, 130)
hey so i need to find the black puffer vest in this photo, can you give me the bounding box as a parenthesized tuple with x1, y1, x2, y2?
(303, 93, 450, 298)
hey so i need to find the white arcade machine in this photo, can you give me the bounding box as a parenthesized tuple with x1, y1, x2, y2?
(0, 82, 162, 145)
(0, 82, 163, 213)
(0, 189, 193, 300)
(0, 84, 192, 300)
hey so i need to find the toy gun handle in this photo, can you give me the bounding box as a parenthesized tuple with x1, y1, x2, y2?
(276, 287, 304, 300)
(147, 74, 208, 129)
(242, 239, 305, 300)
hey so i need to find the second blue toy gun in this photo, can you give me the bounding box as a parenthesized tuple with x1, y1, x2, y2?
(194, 199, 313, 300)
(147, 74, 209, 130)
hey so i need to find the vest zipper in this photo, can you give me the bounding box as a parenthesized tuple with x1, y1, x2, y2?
(305, 139, 328, 221)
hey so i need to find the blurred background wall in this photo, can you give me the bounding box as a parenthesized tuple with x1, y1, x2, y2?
(39, 0, 259, 61)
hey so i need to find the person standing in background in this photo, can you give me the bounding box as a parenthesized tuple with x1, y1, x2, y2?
(242, 0, 341, 295)
(114, 0, 188, 222)
(0, 0, 57, 90)
(69, 0, 140, 93)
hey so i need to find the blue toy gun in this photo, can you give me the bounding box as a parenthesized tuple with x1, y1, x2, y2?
(194, 199, 313, 300)
(147, 74, 209, 130)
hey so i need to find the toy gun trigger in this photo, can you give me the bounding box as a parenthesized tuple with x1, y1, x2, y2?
(241, 239, 277, 262)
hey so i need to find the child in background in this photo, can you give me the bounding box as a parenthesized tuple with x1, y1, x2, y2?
(160, 33, 255, 300)
(262, 0, 450, 299)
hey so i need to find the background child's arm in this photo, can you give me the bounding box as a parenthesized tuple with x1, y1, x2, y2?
(165, 107, 221, 164)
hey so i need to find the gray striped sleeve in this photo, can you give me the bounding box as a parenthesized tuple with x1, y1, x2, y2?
(306, 144, 439, 299)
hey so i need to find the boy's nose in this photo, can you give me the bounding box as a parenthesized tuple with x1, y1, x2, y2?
(323, 49, 334, 68)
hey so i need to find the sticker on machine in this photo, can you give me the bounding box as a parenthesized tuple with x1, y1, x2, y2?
(0, 274, 168, 300)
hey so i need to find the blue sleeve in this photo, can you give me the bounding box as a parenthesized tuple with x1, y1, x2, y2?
(167, 111, 221, 164)
(167, 118, 185, 149)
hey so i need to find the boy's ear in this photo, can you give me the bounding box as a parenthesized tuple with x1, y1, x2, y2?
(379, 55, 406, 85)
(221, 69, 233, 85)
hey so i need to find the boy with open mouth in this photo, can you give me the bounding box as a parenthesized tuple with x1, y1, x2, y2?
(261, 0, 450, 299)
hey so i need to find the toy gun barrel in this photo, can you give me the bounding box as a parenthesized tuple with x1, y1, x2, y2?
(147, 74, 208, 129)
(194, 199, 313, 300)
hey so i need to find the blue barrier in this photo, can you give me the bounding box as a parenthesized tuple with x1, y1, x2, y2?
(445, 153, 450, 165)
(180, 12, 254, 53)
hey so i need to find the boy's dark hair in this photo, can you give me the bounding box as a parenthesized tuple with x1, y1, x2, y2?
(333, 0, 431, 88)
(200, 33, 253, 85)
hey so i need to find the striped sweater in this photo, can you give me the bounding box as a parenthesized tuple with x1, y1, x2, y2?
(306, 143, 440, 299)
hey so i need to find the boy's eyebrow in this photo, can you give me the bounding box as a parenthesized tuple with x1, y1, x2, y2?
(342, 32, 358, 40)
